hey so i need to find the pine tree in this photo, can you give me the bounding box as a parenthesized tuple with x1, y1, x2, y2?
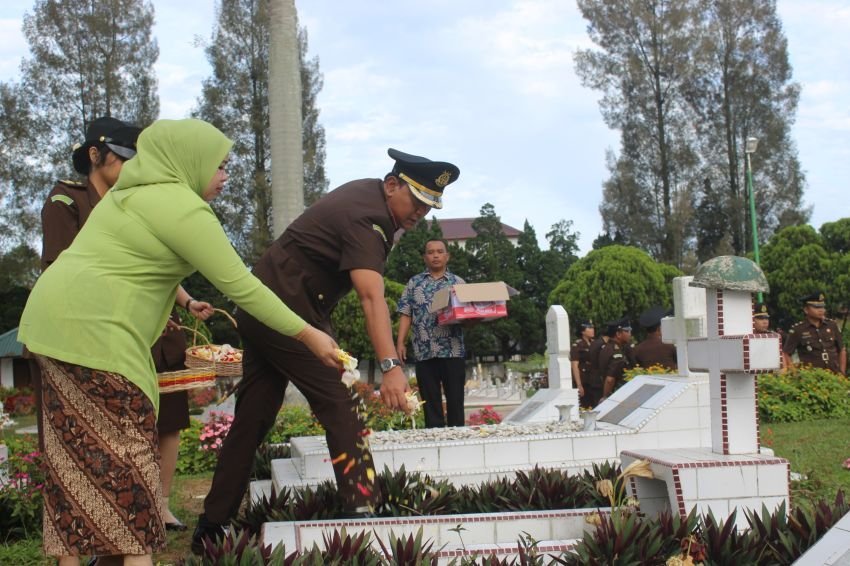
(0, 0, 159, 248)
(576, 0, 808, 264)
(576, 0, 700, 265)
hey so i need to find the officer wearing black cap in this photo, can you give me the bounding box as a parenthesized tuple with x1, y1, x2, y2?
(194, 148, 460, 551)
(570, 320, 596, 407)
(598, 317, 634, 400)
(782, 292, 846, 374)
(42, 116, 141, 270)
(753, 302, 772, 334)
(632, 306, 677, 371)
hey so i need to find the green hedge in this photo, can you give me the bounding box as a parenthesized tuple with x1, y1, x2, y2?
(759, 367, 850, 423)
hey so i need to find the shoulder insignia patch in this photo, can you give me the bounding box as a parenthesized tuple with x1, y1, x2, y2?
(59, 179, 86, 188)
(50, 194, 75, 206)
(372, 223, 387, 243)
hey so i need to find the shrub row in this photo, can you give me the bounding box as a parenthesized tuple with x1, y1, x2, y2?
(758, 366, 850, 422)
(184, 492, 849, 565)
(234, 464, 618, 535)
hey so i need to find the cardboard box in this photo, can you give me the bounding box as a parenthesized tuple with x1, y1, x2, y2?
(429, 282, 517, 325)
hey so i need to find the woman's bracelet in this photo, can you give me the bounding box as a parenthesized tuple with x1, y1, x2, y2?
(185, 298, 196, 310)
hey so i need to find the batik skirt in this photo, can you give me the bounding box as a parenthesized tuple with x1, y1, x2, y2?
(36, 356, 166, 557)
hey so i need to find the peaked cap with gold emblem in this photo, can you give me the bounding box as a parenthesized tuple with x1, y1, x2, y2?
(388, 148, 459, 209)
(800, 291, 826, 308)
(753, 302, 770, 319)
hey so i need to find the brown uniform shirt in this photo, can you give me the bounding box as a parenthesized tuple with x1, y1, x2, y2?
(782, 318, 845, 373)
(585, 337, 608, 388)
(40, 179, 101, 271)
(250, 178, 395, 328)
(598, 341, 632, 383)
(570, 337, 593, 386)
(632, 335, 677, 371)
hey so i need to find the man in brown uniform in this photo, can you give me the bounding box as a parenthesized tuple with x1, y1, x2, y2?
(193, 149, 460, 552)
(753, 302, 772, 334)
(632, 306, 677, 371)
(782, 292, 846, 375)
(570, 321, 596, 407)
(598, 317, 633, 400)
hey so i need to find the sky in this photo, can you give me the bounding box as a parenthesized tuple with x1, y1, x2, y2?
(0, 0, 848, 253)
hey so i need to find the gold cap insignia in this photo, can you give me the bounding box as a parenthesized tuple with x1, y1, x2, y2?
(819, 293, 825, 301)
(435, 170, 452, 188)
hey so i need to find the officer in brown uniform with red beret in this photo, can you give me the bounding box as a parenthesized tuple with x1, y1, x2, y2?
(782, 292, 846, 375)
(632, 306, 677, 371)
(193, 148, 460, 552)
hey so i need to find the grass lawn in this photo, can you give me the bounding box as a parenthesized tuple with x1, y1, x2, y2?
(768, 416, 850, 507)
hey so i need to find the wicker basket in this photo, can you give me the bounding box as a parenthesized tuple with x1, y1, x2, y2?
(184, 309, 243, 378)
(158, 367, 217, 393)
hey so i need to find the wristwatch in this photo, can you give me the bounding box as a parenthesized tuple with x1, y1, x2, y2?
(380, 358, 402, 373)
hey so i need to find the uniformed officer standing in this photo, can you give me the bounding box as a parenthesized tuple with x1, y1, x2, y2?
(632, 306, 677, 371)
(782, 292, 846, 375)
(753, 302, 772, 334)
(598, 318, 634, 400)
(584, 324, 612, 404)
(570, 321, 596, 407)
(193, 148, 460, 552)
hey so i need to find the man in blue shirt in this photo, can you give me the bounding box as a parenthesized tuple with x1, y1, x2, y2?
(396, 238, 467, 427)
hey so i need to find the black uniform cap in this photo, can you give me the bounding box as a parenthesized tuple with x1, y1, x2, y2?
(800, 291, 826, 308)
(638, 305, 670, 329)
(605, 317, 631, 336)
(388, 148, 459, 210)
(753, 302, 770, 319)
(575, 320, 594, 336)
(72, 116, 142, 174)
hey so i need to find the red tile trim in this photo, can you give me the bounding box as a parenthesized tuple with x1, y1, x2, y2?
(720, 373, 729, 454)
(672, 468, 687, 516)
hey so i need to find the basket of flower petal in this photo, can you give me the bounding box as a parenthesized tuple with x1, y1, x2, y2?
(185, 309, 243, 377)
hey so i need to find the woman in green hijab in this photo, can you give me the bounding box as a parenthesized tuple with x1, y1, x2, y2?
(18, 119, 340, 566)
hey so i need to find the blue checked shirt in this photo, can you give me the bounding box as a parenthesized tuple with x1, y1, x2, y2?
(397, 270, 466, 362)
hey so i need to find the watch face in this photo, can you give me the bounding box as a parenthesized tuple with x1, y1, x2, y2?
(381, 358, 398, 372)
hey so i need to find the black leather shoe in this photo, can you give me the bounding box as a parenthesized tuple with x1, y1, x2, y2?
(165, 518, 188, 531)
(191, 514, 226, 555)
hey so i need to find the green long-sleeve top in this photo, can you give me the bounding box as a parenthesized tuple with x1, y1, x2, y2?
(19, 119, 307, 413)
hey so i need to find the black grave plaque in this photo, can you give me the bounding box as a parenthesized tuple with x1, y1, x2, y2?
(599, 384, 665, 425)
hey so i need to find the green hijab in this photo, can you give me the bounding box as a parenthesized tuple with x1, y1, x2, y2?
(111, 118, 233, 200)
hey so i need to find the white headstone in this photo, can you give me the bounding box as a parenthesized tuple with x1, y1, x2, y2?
(504, 305, 578, 423)
(660, 276, 707, 375)
(545, 305, 571, 389)
(687, 287, 780, 454)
